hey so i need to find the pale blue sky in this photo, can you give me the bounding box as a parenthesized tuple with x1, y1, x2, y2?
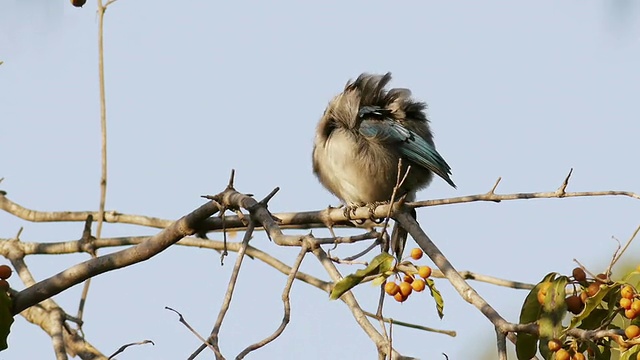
(1, 1, 639, 359)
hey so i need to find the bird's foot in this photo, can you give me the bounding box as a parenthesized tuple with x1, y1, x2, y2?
(367, 201, 389, 223)
(342, 204, 358, 221)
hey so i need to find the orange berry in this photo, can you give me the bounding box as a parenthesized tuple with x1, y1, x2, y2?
(620, 297, 633, 310)
(626, 325, 640, 339)
(418, 265, 432, 279)
(555, 349, 570, 360)
(632, 300, 640, 313)
(393, 292, 406, 303)
(399, 282, 412, 297)
(565, 295, 584, 314)
(572, 353, 586, 360)
(579, 291, 588, 303)
(384, 282, 400, 296)
(538, 282, 552, 305)
(0, 265, 11, 280)
(403, 275, 414, 284)
(586, 282, 600, 297)
(572, 267, 586, 282)
(621, 285, 635, 299)
(547, 339, 562, 352)
(411, 279, 426, 292)
(0, 279, 8, 291)
(625, 308, 638, 319)
(410, 248, 423, 260)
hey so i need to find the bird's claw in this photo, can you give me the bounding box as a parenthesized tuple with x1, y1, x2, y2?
(367, 201, 388, 223)
(342, 204, 357, 221)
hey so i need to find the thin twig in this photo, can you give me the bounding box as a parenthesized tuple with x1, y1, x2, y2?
(362, 311, 456, 337)
(76, 0, 114, 328)
(166, 306, 214, 353)
(342, 239, 381, 261)
(387, 318, 393, 360)
(108, 339, 154, 359)
(611, 224, 640, 269)
(379, 160, 411, 241)
(312, 246, 402, 359)
(375, 283, 389, 346)
(189, 223, 255, 360)
(76, 216, 97, 332)
(236, 245, 308, 359)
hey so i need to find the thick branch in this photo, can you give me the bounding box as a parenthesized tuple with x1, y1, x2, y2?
(395, 209, 510, 331)
(11, 201, 220, 313)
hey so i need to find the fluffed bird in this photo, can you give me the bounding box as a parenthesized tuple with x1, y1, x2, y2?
(312, 72, 455, 260)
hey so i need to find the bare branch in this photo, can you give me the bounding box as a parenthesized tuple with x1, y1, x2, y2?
(8, 290, 106, 359)
(11, 200, 221, 314)
(165, 306, 214, 353)
(496, 329, 506, 360)
(0, 193, 173, 228)
(312, 246, 406, 359)
(190, 223, 255, 359)
(51, 308, 68, 360)
(611, 224, 640, 269)
(3, 172, 637, 235)
(363, 311, 456, 337)
(107, 340, 154, 359)
(236, 244, 308, 359)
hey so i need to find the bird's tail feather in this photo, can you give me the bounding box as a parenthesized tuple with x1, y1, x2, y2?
(390, 208, 417, 261)
(390, 222, 407, 262)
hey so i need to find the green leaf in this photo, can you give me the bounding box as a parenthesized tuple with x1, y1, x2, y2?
(570, 283, 614, 329)
(538, 276, 568, 360)
(516, 273, 558, 360)
(578, 309, 608, 330)
(371, 276, 387, 287)
(329, 253, 395, 300)
(0, 291, 13, 351)
(425, 278, 444, 319)
(621, 344, 640, 360)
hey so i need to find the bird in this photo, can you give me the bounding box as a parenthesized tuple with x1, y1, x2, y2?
(312, 72, 455, 260)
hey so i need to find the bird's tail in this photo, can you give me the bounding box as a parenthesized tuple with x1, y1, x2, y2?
(390, 208, 417, 261)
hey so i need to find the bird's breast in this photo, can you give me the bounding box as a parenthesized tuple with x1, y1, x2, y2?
(313, 129, 403, 205)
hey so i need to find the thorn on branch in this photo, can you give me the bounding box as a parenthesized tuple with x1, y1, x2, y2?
(488, 177, 502, 196)
(82, 215, 93, 240)
(259, 187, 280, 205)
(227, 169, 236, 189)
(557, 168, 573, 196)
(13, 227, 23, 241)
(79, 215, 97, 256)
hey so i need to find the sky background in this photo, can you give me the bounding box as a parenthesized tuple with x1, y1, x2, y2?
(1, 1, 640, 359)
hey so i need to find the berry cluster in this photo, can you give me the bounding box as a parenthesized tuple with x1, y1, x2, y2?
(532, 266, 640, 359)
(383, 248, 432, 303)
(547, 339, 584, 360)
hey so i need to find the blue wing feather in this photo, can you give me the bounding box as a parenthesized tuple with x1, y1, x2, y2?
(359, 118, 456, 188)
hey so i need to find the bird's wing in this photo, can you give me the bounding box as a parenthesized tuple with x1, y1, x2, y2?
(359, 117, 456, 188)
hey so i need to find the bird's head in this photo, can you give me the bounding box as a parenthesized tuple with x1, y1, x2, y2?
(316, 72, 429, 141)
